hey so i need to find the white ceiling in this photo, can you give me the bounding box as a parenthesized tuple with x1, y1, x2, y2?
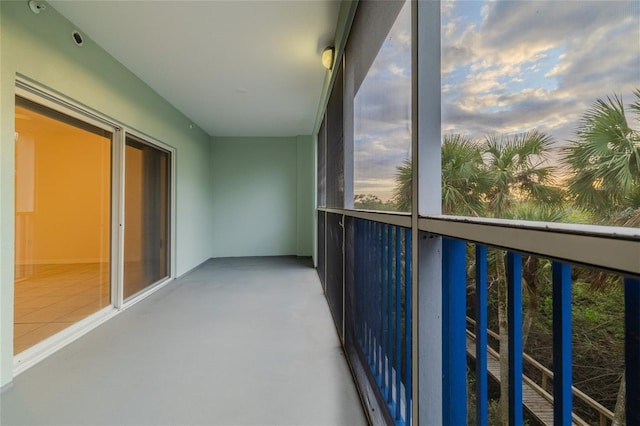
(49, 1, 340, 137)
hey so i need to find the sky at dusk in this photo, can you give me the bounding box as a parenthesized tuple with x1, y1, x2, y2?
(354, 0, 640, 202)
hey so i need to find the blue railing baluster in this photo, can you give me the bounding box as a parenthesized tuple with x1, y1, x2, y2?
(442, 237, 450, 421)
(369, 220, 374, 367)
(381, 224, 388, 392)
(625, 277, 640, 425)
(387, 225, 393, 404)
(342, 218, 413, 425)
(405, 227, 412, 426)
(352, 219, 365, 348)
(376, 221, 381, 374)
(507, 251, 523, 426)
(372, 221, 378, 372)
(443, 237, 467, 425)
(365, 222, 375, 366)
(395, 227, 402, 420)
(475, 244, 488, 426)
(335, 214, 635, 426)
(368, 221, 372, 367)
(360, 219, 365, 347)
(552, 261, 572, 425)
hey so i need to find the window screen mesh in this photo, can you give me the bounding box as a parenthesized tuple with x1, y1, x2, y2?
(326, 212, 344, 339)
(317, 117, 326, 208)
(317, 211, 326, 288)
(326, 63, 344, 209)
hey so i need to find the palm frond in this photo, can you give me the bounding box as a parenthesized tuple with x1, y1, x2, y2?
(563, 91, 640, 219)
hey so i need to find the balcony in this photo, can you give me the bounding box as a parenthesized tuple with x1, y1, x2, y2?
(3, 216, 638, 426)
(1, 1, 638, 425)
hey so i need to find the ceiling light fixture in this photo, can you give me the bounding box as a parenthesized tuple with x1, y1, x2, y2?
(322, 46, 335, 70)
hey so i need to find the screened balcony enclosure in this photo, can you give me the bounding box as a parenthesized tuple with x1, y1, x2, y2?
(1, 1, 639, 426)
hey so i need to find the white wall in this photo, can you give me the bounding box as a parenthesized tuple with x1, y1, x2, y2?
(0, 1, 212, 386)
(211, 137, 314, 258)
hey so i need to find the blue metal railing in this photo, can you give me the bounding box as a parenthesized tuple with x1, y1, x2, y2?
(351, 218, 412, 425)
(442, 236, 640, 426)
(318, 210, 638, 425)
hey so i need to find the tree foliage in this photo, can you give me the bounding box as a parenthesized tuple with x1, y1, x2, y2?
(384, 90, 638, 425)
(392, 158, 412, 212)
(442, 134, 488, 215)
(563, 90, 640, 219)
(483, 130, 563, 217)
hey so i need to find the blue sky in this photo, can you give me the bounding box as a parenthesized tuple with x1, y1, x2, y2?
(354, 0, 640, 202)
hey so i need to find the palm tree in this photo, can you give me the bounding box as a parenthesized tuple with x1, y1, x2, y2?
(391, 131, 563, 425)
(563, 90, 640, 425)
(392, 134, 490, 215)
(481, 130, 562, 425)
(442, 134, 488, 215)
(563, 90, 640, 222)
(392, 158, 412, 212)
(483, 129, 563, 217)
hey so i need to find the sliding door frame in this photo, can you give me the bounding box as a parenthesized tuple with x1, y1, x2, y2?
(119, 130, 176, 308)
(13, 78, 177, 373)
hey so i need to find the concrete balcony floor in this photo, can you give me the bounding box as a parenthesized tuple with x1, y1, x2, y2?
(1, 257, 367, 426)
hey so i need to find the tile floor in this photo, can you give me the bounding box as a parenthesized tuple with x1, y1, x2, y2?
(13, 261, 167, 354)
(13, 263, 110, 354)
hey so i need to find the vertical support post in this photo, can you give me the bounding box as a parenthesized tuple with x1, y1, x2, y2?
(475, 245, 488, 426)
(552, 262, 572, 425)
(442, 237, 467, 425)
(339, 215, 345, 342)
(507, 252, 523, 426)
(415, 0, 442, 423)
(625, 278, 640, 424)
(405, 228, 412, 425)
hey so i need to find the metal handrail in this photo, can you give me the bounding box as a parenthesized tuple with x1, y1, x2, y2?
(420, 215, 640, 276)
(318, 207, 411, 228)
(317, 208, 640, 276)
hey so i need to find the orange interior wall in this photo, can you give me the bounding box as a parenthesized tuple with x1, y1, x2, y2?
(15, 106, 111, 265)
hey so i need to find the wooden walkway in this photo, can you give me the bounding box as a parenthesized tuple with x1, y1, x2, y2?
(465, 333, 589, 426)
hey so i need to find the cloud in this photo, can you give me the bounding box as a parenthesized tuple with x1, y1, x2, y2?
(353, 2, 412, 201)
(442, 0, 640, 145)
(354, 0, 639, 201)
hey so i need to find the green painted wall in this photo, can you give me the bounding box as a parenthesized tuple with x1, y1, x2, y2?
(297, 135, 315, 258)
(0, 1, 212, 386)
(211, 137, 314, 258)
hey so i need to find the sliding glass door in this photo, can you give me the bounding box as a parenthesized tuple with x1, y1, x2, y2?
(14, 96, 112, 354)
(14, 89, 173, 357)
(123, 136, 170, 299)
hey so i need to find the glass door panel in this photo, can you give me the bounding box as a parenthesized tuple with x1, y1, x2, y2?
(14, 96, 112, 354)
(123, 136, 170, 299)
